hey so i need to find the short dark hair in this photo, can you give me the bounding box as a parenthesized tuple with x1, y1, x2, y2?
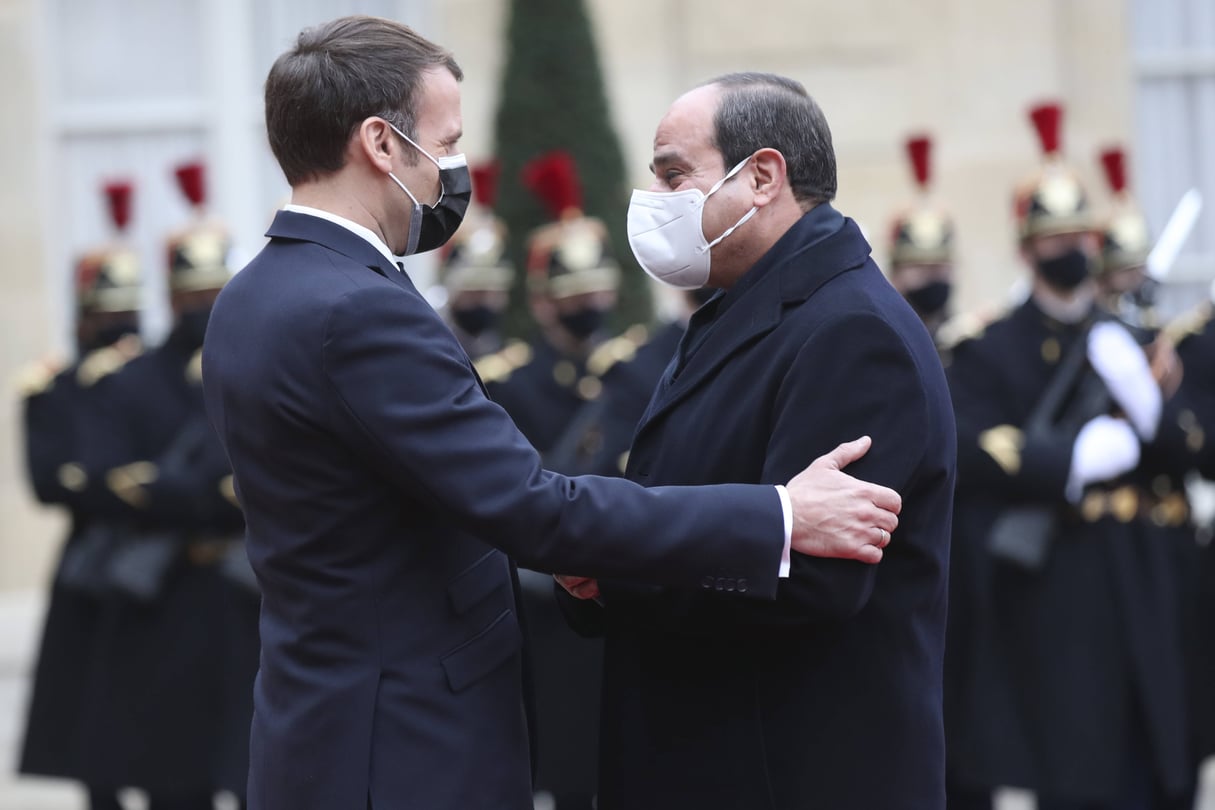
(702, 72, 837, 206)
(265, 15, 463, 186)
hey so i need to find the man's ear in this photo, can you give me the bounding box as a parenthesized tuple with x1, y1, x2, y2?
(357, 117, 396, 174)
(750, 147, 788, 207)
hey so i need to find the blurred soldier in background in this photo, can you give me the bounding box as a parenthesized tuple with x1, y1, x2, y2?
(1096, 147, 1158, 328)
(944, 102, 1198, 810)
(17, 180, 143, 810)
(76, 161, 257, 810)
(1171, 296, 1215, 770)
(547, 287, 709, 477)
(438, 160, 515, 360)
(483, 150, 632, 456)
(887, 134, 956, 343)
(1098, 147, 1215, 802)
(483, 150, 635, 810)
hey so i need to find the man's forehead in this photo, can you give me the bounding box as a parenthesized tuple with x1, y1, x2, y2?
(416, 67, 463, 137)
(651, 85, 720, 160)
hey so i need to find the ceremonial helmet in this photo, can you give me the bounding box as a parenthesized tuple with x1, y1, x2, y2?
(165, 161, 232, 293)
(75, 180, 141, 314)
(1097, 147, 1151, 275)
(1012, 102, 1094, 241)
(438, 161, 515, 294)
(888, 135, 955, 266)
(520, 151, 620, 299)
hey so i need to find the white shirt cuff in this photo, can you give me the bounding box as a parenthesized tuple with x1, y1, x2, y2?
(775, 485, 792, 578)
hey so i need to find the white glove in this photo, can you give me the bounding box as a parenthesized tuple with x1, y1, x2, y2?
(1087, 321, 1162, 440)
(1066, 415, 1141, 503)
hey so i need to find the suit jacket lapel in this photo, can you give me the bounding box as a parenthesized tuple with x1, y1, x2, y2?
(633, 216, 873, 441)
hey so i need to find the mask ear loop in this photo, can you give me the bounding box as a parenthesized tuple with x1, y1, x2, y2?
(700, 207, 758, 254)
(386, 120, 447, 206)
(388, 173, 422, 205)
(697, 156, 758, 254)
(704, 156, 753, 198)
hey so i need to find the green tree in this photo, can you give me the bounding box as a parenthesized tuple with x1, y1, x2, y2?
(492, 0, 650, 335)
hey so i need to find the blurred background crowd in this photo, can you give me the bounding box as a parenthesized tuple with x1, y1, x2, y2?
(1, 0, 1213, 808)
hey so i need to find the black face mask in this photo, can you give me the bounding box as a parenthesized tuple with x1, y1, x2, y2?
(81, 320, 139, 354)
(1129, 276, 1159, 310)
(452, 305, 498, 337)
(176, 307, 212, 351)
(413, 162, 471, 254)
(904, 280, 951, 317)
(558, 307, 606, 340)
(387, 122, 471, 256)
(1037, 248, 1092, 291)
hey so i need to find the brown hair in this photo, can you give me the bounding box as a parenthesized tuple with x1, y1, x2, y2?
(265, 15, 462, 186)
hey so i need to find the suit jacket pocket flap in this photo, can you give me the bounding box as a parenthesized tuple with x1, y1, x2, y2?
(440, 609, 522, 692)
(447, 550, 508, 615)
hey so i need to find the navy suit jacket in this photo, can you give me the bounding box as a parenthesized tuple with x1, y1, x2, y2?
(561, 206, 956, 809)
(200, 210, 788, 810)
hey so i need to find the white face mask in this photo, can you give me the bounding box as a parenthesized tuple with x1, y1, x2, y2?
(626, 157, 757, 288)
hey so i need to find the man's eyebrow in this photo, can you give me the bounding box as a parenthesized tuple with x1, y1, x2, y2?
(648, 150, 683, 175)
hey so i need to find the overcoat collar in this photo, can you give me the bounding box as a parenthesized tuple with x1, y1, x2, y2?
(635, 204, 872, 435)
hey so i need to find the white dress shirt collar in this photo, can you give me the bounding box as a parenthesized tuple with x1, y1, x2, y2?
(282, 204, 399, 269)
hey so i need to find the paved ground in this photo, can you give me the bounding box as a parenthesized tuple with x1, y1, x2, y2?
(1, 589, 1212, 810)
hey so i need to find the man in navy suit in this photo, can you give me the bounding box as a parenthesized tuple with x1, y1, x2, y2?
(557, 73, 956, 809)
(201, 18, 902, 810)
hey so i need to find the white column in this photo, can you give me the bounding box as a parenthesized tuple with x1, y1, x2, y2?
(205, 0, 268, 268)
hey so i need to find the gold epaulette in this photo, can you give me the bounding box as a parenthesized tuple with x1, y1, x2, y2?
(105, 460, 158, 508)
(76, 335, 143, 388)
(935, 307, 1000, 353)
(1162, 300, 1213, 345)
(474, 340, 533, 384)
(587, 324, 650, 378)
(219, 474, 241, 509)
(13, 358, 63, 397)
(186, 348, 204, 384)
(978, 424, 1024, 476)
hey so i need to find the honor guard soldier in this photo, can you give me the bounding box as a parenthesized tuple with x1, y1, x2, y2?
(546, 288, 710, 477)
(887, 135, 957, 343)
(1102, 147, 1212, 792)
(1170, 296, 1215, 768)
(438, 160, 515, 360)
(482, 150, 634, 810)
(80, 161, 258, 810)
(1096, 147, 1158, 328)
(483, 150, 639, 457)
(944, 102, 1196, 810)
(18, 180, 143, 810)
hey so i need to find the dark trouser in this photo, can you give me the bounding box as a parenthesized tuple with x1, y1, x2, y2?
(550, 792, 596, 810)
(946, 787, 992, 810)
(146, 795, 215, 810)
(1037, 784, 1194, 810)
(88, 787, 123, 810)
